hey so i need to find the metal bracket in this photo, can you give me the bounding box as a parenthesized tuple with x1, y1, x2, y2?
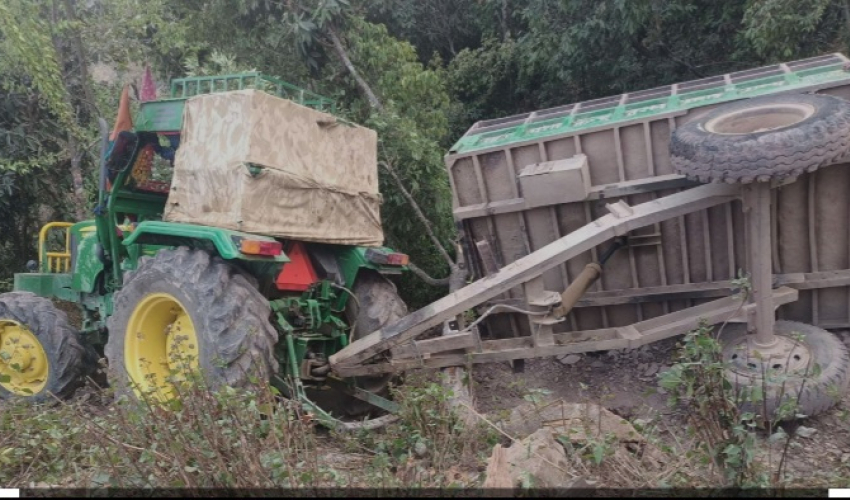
(324, 377, 400, 414)
(606, 200, 634, 218)
(527, 290, 563, 307)
(531, 315, 566, 326)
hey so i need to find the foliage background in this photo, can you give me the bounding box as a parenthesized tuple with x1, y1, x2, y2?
(2, 0, 850, 306)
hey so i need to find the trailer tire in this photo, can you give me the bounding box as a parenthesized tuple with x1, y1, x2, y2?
(105, 247, 278, 400)
(343, 270, 408, 416)
(718, 321, 850, 420)
(0, 292, 84, 403)
(670, 93, 850, 184)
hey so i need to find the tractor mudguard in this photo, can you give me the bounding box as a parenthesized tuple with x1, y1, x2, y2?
(121, 221, 290, 263)
(70, 222, 105, 293)
(311, 244, 407, 290)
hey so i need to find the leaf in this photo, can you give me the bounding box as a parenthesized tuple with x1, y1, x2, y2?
(723, 443, 741, 457)
(91, 471, 111, 486)
(592, 444, 605, 465)
(768, 430, 788, 444)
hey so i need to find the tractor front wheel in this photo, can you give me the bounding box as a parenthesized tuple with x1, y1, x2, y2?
(105, 248, 278, 401)
(0, 292, 85, 403)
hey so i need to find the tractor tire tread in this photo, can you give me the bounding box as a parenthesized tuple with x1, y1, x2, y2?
(105, 247, 277, 395)
(671, 93, 850, 184)
(0, 292, 85, 402)
(342, 270, 408, 417)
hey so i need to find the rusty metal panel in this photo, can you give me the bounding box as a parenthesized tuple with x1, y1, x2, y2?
(446, 53, 850, 338)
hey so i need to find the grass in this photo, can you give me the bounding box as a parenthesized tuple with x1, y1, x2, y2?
(1, 381, 323, 489)
(0, 372, 498, 491)
(3, 354, 850, 492)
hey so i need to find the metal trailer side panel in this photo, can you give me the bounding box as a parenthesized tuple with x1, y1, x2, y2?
(445, 53, 850, 339)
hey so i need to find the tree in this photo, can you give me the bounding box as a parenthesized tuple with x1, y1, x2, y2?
(364, 0, 484, 60)
(0, 0, 90, 219)
(0, 79, 75, 289)
(742, 0, 849, 60)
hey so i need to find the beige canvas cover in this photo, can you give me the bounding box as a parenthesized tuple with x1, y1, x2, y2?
(163, 89, 384, 246)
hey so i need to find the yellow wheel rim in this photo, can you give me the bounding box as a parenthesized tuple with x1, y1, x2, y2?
(125, 293, 200, 401)
(0, 320, 49, 396)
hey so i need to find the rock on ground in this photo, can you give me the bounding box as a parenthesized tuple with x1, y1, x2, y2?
(497, 399, 669, 478)
(484, 427, 576, 489)
(503, 400, 643, 443)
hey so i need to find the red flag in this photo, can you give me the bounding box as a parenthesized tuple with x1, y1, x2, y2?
(140, 65, 157, 102)
(109, 85, 133, 141)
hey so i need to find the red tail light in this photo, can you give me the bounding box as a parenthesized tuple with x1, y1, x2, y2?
(365, 248, 409, 266)
(240, 239, 283, 256)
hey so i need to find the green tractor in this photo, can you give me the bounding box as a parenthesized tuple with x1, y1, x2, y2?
(0, 74, 410, 423)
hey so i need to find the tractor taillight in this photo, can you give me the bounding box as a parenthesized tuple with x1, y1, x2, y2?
(240, 240, 282, 256)
(387, 252, 409, 266)
(365, 248, 409, 266)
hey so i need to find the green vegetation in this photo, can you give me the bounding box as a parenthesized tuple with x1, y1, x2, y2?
(0, 374, 496, 488)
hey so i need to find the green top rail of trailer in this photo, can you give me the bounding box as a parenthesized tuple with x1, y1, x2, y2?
(449, 53, 850, 156)
(135, 72, 337, 132)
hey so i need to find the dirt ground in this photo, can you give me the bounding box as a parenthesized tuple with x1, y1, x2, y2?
(472, 338, 677, 420)
(471, 329, 850, 486)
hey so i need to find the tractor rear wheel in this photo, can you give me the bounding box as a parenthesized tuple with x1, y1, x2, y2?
(0, 292, 85, 403)
(105, 248, 278, 401)
(343, 270, 408, 416)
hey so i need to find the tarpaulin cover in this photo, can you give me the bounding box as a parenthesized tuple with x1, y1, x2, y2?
(163, 89, 384, 246)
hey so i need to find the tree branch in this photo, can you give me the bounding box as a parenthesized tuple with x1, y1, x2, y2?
(50, 0, 86, 221)
(407, 262, 451, 287)
(844, 0, 850, 34)
(323, 20, 469, 291)
(449, 238, 468, 293)
(501, 0, 510, 42)
(326, 25, 384, 112)
(380, 159, 455, 269)
(61, 0, 98, 119)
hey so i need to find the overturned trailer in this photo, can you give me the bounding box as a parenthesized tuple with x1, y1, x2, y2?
(329, 53, 850, 419)
(445, 52, 850, 337)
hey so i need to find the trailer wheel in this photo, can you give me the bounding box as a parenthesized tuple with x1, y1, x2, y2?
(0, 292, 84, 403)
(670, 93, 850, 184)
(105, 248, 278, 401)
(343, 270, 408, 416)
(719, 321, 850, 420)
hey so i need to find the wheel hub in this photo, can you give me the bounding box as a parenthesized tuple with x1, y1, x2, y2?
(125, 293, 200, 401)
(724, 332, 812, 377)
(0, 320, 49, 395)
(704, 103, 816, 135)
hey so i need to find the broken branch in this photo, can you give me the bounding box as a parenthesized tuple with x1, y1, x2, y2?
(408, 262, 451, 287)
